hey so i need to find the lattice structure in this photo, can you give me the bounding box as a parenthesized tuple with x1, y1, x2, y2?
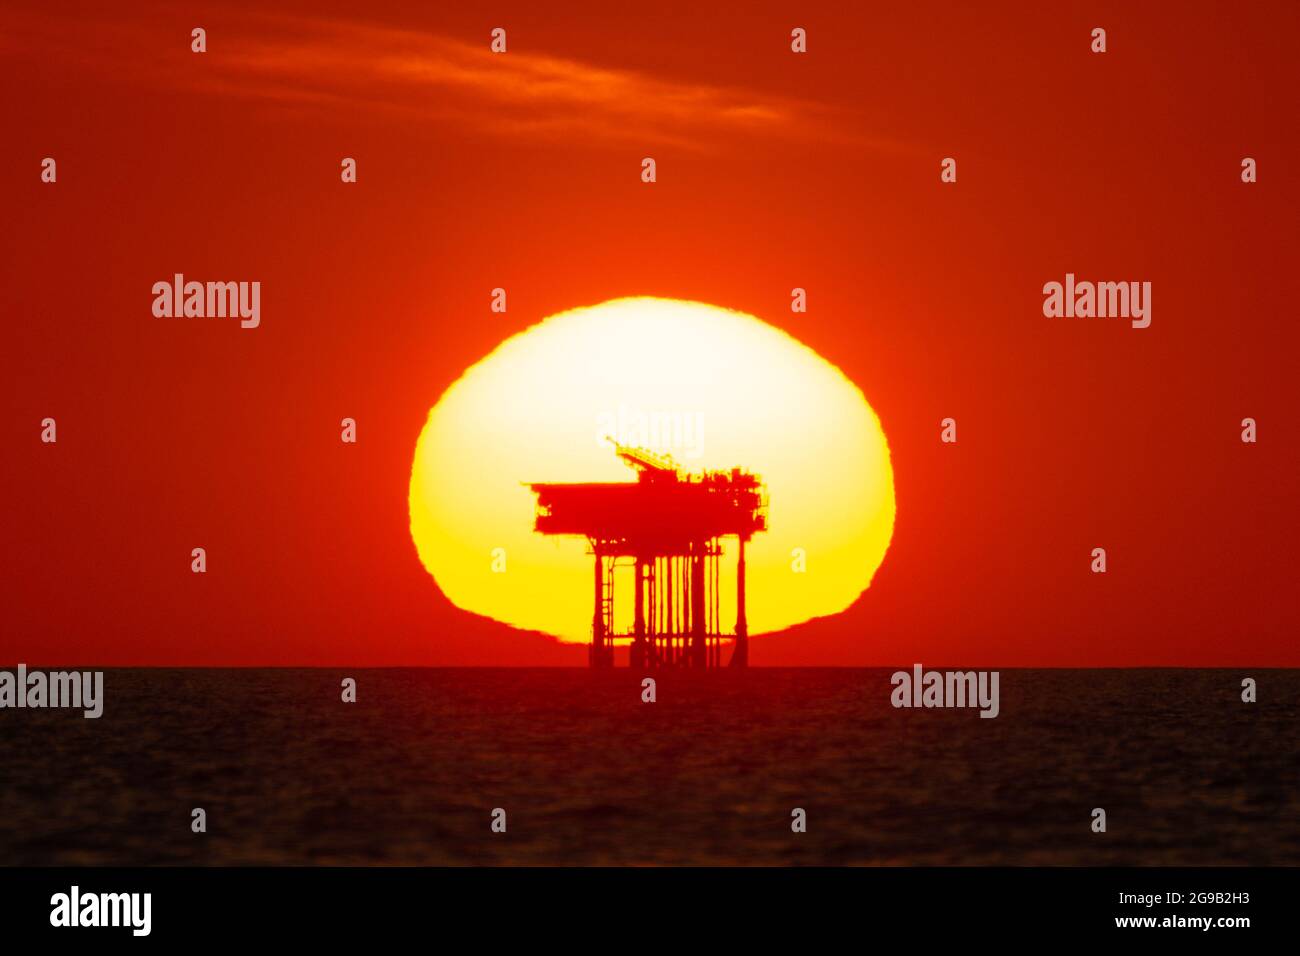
(528, 441, 767, 668)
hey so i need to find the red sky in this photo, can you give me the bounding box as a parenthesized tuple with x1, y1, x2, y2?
(3, 1, 1297, 666)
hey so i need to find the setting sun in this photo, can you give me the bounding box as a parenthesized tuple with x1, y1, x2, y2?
(408, 297, 896, 644)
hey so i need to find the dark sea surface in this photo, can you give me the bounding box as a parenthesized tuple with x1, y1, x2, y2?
(1, 668, 1296, 866)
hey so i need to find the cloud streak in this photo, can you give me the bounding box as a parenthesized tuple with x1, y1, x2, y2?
(2, 9, 845, 150)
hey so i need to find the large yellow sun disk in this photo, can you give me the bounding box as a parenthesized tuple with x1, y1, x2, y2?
(409, 298, 895, 642)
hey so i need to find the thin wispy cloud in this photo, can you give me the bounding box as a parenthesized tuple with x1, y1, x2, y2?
(1, 9, 854, 150)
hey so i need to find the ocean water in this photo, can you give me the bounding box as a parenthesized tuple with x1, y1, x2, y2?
(1, 668, 1295, 866)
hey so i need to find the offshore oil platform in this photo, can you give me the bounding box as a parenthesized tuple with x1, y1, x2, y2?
(528, 440, 768, 669)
